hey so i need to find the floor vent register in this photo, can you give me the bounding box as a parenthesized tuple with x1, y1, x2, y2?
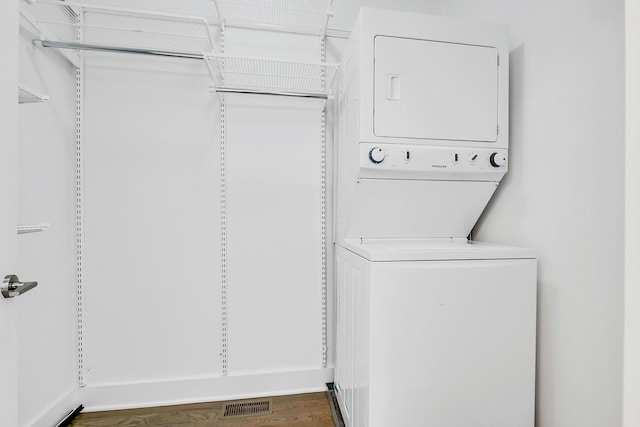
(220, 398, 273, 419)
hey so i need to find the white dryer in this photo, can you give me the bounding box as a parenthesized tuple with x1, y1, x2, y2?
(334, 8, 510, 242)
(335, 239, 536, 427)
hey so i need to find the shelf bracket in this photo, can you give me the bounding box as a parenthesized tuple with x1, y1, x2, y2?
(20, 8, 81, 68)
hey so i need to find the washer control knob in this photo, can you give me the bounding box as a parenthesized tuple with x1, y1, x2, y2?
(368, 147, 385, 164)
(489, 152, 507, 168)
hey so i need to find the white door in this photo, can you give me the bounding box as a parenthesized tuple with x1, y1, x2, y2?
(374, 36, 499, 142)
(0, 0, 20, 426)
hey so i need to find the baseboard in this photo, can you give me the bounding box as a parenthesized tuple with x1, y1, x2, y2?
(79, 367, 334, 412)
(27, 388, 81, 427)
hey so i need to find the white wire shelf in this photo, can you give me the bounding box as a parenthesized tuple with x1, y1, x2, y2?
(24, 0, 217, 58)
(205, 54, 337, 97)
(212, 0, 334, 35)
(24, 0, 338, 97)
(17, 223, 51, 234)
(74, 0, 219, 19)
(18, 85, 50, 104)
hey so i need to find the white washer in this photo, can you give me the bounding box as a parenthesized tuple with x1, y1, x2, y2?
(334, 239, 537, 427)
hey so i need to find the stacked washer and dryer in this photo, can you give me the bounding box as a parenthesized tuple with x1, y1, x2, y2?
(333, 9, 537, 427)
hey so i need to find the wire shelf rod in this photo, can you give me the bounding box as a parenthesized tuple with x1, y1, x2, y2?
(205, 63, 334, 76)
(36, 20, 213, 42)
(213, 87, 329, 99)
(39, 40, 206, 59)
(218, 19, 327, 36)
(210, 71, 329, 85)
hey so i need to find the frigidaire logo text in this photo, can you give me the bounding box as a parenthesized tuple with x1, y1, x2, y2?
(431, 164, 447, 168)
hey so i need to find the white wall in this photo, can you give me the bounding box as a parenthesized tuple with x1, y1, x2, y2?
(625, 1, 640, 426)
(17, 22, 79, 427)
(0, 1, 19, 426)
(437, 1, 625, 426)
(80, 31, 331, 409)
(329, 0, 441, 35)
(82, 55, 222, 386)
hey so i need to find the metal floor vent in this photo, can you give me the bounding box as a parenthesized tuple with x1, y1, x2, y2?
(220, 398, 272, 419)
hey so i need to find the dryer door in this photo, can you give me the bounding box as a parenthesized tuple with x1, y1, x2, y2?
(374, 36, 499, 143)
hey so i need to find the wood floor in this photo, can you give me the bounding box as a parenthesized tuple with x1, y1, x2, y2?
(70, 392, 336, 427)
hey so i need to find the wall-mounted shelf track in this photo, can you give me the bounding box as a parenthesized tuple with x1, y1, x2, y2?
(23, 0, 337, 97)
(19, 84, 50, 104)
(17, 223, 50, 234)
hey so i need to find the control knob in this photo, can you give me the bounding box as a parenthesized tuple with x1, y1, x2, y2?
(489, 152, 507, 168)
(369, 147, 385, 164)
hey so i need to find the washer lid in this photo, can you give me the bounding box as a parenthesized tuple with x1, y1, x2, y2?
(340, 238, 536, 262)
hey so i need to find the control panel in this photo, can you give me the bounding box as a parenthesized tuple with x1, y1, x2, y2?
(358, 143, 508, 181)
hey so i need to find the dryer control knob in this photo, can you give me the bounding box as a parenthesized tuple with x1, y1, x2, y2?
(369, 147, 385, 164)
(489, 152, 507, 168)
